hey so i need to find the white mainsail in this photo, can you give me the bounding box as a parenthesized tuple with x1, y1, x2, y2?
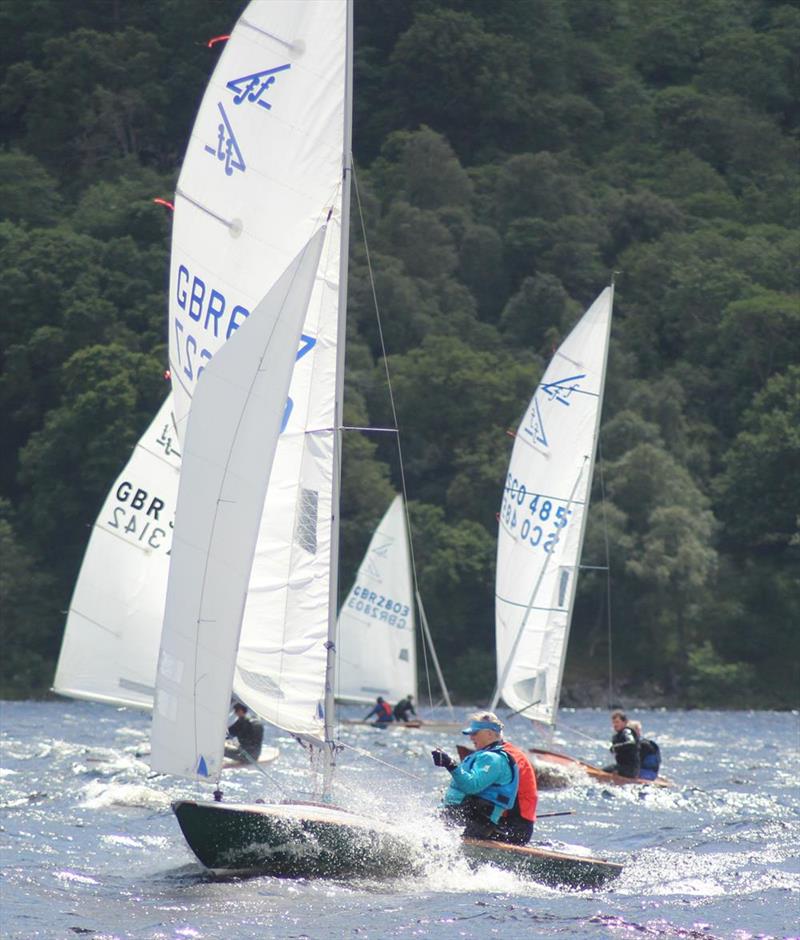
(494, 286, 614, 725)
(165, 0, 348, 739)
(151, 230, 326, 780)
(53, 396, 180, 709)
(335, 495, 417, 705)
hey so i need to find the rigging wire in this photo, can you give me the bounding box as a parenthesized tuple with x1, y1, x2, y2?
(351, 162, 439, 713)
(338, 740, 424, 782)
(224, 745, 290, 795)
(597, 434, 614, 709)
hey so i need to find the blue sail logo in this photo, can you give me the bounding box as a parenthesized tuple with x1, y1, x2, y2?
(204, 102, 246, 176)
(227, 64, 291, 110)
(196, 755, 209, 777)
(523, 396, 548, 447)
(541, 374, 586, 406)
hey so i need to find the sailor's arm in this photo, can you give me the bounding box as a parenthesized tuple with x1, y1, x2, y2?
(450, 753, 508, 795)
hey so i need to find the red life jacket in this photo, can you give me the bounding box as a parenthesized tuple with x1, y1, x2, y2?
(502, 741, 538, 822)
(379, 700, 392, 718)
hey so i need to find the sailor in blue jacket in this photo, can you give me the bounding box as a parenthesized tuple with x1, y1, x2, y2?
(432, 711, 519, 841)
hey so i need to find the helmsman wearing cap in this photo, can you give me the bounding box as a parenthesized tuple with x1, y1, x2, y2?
(431, 711, 522, 842)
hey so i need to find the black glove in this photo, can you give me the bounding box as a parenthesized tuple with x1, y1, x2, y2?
(431, 749, 456, 772)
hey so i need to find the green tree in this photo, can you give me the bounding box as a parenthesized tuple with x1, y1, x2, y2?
(0, 150, 62, 225)
(18, 344, 164, 579)
(389, 10, 534, 159)
(0, 500, 59, 696)
(714, 366, 800, 550)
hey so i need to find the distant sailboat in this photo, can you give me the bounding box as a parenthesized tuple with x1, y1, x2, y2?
(335, 494, 456, 729)
(491, 286, 615, 726)
(490, 286, 667, 788)
(335, 495, 417, 706)
(54, 396, 180, 709)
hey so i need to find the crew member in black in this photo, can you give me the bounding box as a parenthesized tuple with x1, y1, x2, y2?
(225, 703, 264, 762)
(602, 709, 641, 778)
(393, 694, 416, 722)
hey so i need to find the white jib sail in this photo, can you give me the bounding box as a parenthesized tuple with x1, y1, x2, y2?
(167, 0, 347, 738)
(335, 496, 417, 706)
(54, 396, 180, 709)
(151, 229, 326, 781)
(495, 286, 614, 726)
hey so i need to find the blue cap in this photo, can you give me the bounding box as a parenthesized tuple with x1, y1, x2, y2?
(461, 719, 503, 735)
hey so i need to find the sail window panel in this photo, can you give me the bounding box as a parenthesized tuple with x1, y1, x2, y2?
(296, 489, 319, 554)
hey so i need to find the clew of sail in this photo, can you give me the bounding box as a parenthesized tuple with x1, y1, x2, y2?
(151, 229, 327, 780)
(54, 396, 180, 709)
(335, 495, 417, 705)
(494, 286, 614, 726)
(166, 0, 347, 739)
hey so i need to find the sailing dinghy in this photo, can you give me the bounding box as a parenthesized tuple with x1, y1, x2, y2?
(149, 0, 420, 877)
(54, 396, 180, 709)
(336, 493, 459, 731)
(491, 286, 668, 789)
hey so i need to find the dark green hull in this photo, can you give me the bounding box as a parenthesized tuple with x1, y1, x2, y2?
(173, 800, 412, 877)
(462, 837, 623, 889)
(173, 800, 622, 888)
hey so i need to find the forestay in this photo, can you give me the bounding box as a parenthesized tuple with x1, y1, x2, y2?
(494, 287, 613, 725)
(335, 496, 417, 706)
(151, 230, 326, 781)
(54, 396, 180, 709)
(166, 0, 348, 739)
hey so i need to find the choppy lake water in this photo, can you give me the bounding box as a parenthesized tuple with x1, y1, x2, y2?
(1, 702, 798, 939)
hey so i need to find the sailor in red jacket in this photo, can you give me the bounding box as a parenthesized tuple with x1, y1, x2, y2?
(496, 738, 538, 845)
(436, 711, 538, 845)
(363, 696, 394, 724)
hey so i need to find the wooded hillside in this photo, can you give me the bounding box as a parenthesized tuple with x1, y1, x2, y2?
(1, 0, 798, 706)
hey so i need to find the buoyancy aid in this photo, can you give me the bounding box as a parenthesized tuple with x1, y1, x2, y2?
(459, 743, 519, 822)
(502, 742, 538, 822)
(639, 738, 661, 772)
(378, 700, 393, 719)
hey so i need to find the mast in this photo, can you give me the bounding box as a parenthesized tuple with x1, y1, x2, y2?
(322, 0, 353, 797)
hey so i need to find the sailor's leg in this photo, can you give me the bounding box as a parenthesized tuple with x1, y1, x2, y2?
(494, 815, 534, 846)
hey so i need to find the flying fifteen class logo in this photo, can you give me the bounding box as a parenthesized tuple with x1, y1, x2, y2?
(522, 374, 587, 448)
(227, 64, 291, 110)
(365, 537, 393, 581)
(205, 63, 291, 176)
(541, 374, 586, 406)
(204, 102, 246, 176)
(522, 396, 548, 447)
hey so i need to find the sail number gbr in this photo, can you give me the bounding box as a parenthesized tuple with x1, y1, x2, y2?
(501, 474, 572, 553)
(347, 586, 410, 629)
(105, 481, 173, 553)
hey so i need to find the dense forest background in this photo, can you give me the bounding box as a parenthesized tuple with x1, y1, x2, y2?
(0, 0, 798, 707)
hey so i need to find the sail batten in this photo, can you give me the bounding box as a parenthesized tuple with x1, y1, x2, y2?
(495, 287, 614, 726)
